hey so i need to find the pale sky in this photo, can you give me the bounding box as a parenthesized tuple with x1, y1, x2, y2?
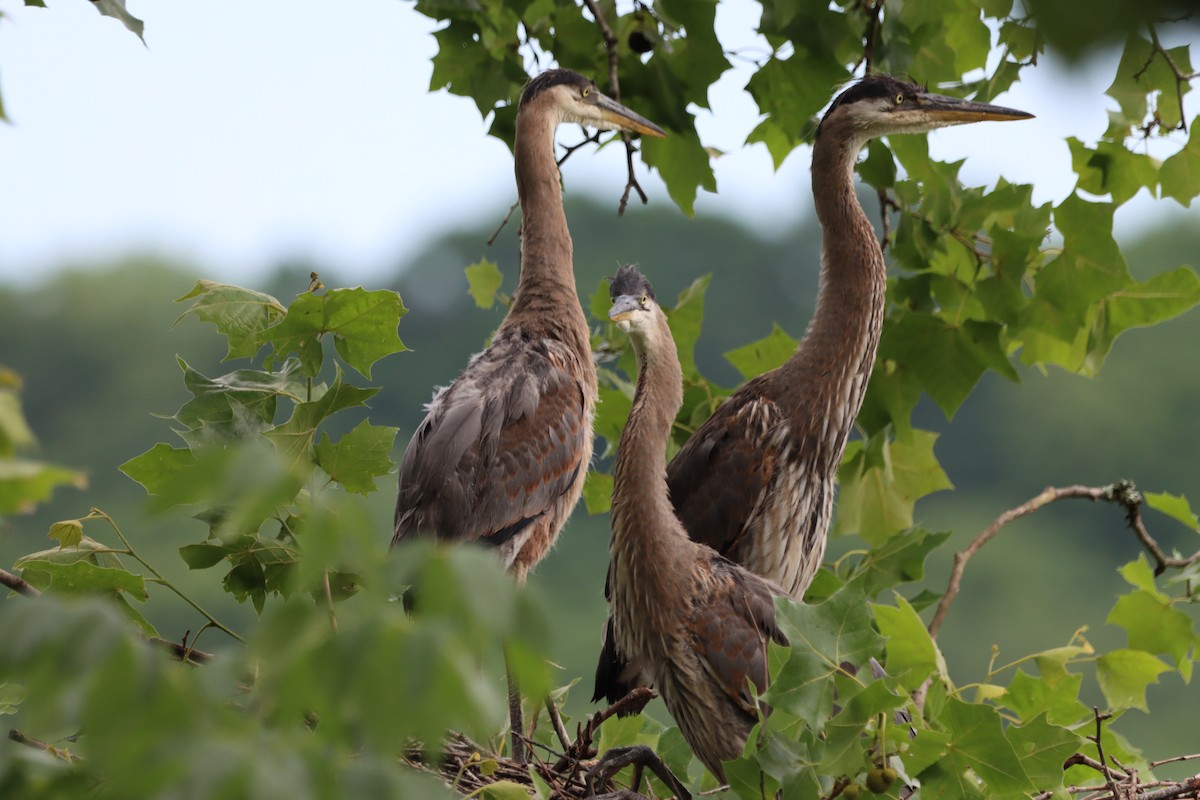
(0, 0, 1193, 286)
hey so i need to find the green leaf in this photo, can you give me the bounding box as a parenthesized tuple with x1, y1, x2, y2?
(852, 528, 950, 598)
(880, 313, 1016, 417)
(664, 274, 711, 380)
(639, 129, 716, 217)
(764, 586, 885, 729)
(49, 519, 84, 548)
(1006, 715, 1085, 791)
(263, 287, 408, 379)
(724, 324, 798, 381)
(465, 258, 504, 309)
(1090, 267, 1200, 365)
(834, 430, 953, 545)
(1160, 121, 1200, 207)
(266, 368, 378, 469)
(820, 679, 907, 775)
(935, 697, 1034, 795)
(18, 559, 148, 601)
(1145, 491, 1200, 531)
(314, 420, 399, 495)
(582, 469, 613, 515)
(89, 0, 145, 42)
(0, 458, 87, 514)
(872, 595, 942, 689)
(1107, 590, 1194, 667)
(0, 682, 25, 716)
(479, 781, 536, 800)
(0, 383, 35, 456)
(176, 280, 287, 360)
(1095, 649, 1169, 711)
(120, 443, 197, 497)
(179, 542, 231, 570)
(1002, 669, 1088, 726)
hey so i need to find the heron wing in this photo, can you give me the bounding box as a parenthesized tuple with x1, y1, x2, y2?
(691, 558, 788, 716)
(667, 377, 784, 557)
(393, 331, 589, 550)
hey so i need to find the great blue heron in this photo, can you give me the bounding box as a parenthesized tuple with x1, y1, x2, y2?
(594, 74, 1032, 768)
(603, 263, 789, 785)
(393, 69, 665, 764)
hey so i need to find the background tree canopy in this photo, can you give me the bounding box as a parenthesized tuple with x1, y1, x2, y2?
(1, 1, 1199, 799)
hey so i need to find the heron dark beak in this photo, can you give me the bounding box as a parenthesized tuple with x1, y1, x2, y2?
(595, 94, 668, 138)
(916, 92, 1034, 123)
(610, 294, 644, 322)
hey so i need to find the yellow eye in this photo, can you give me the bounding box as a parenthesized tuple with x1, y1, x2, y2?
(640, 294, 648, 305)
(895, 93, 905, 104)
(582, 87, 592, 98)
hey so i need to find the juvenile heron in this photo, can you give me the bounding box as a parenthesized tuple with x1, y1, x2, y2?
(603, 264, 788, 784)
(393, 69, 665, 763)
(595, 75, 1032, 725)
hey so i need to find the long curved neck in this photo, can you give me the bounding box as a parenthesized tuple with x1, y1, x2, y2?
(779, 127, 887, 459)
(610, 315, 689, 614)
(507, 99, 589, 352)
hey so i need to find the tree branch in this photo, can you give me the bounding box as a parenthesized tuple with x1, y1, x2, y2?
(0, 567, 40, 597)
(582, 0, 649, 215)
(8, 729, 80, 762)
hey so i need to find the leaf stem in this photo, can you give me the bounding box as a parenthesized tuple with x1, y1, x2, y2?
(85, 509, 245, 643)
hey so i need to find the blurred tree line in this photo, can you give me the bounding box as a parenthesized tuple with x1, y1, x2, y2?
(1, 196, 1197, 754)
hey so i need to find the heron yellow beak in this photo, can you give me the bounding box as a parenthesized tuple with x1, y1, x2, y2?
(915, 92, 1033, 123)
(594, 94, 668, 138)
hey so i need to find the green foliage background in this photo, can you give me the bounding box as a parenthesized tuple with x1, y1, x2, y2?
(2, 0, 1200, 798)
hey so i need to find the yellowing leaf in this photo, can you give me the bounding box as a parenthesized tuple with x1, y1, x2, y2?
(49, 519, 83, 549)
(465, 259, 505, 309)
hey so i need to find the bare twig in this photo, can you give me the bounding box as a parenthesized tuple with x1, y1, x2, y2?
(0, 567, 40, 597)
(545, 696, 573, 754)
(1135, 26, 1198, 134)
(928, 485, 1112, 639)
(551, 686, 655, 773)
(8, 729, 79, 762)
(858, 0, 885, 74)
(149, 636, 214, 665)
(926, 481, 1193, 640)
(582, 0, 649, 216)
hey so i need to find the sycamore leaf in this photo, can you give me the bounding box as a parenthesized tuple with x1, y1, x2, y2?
(267, 369, 378, 469)
(465, 259, 504, 309)
(834, 430, 953, 545)
(89, 0, 145, 42)
(873, 595, 943, 689)
(639, 129, 716, 217)
(1002, 669, 1089, 726)
(1144, 491, 1200, 531)
(724, 324, 798, 381)
(1096, 649, 1169, 711)
(18, 559, 148, 601)
(120, 444, 197, 497)
(176, 280, 287, 361)
(764, 586, 884, 730)
(582, 469, 613, 515)
(313, 420, 399, 495)
(49, 519, 83, 549)
(1107, 589, 1194, 667)
(664, 275, 711, 380)
(1006, 715, 1084, 791)
(0, 458, 87, 515)
(263, 287, 408, 379)
(935, 697, 1034, 795)
(1160, 123, 1200, 207)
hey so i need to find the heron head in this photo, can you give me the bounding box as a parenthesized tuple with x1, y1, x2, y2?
(817, 73, 1032, 141)
(609, 264, 658, 334)
(521, 69, 667, 139)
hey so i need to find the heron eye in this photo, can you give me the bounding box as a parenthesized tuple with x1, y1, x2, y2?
(582, 87, 592, 98)
(895, 93, 905, 104)
(639, 294, 648, 306)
